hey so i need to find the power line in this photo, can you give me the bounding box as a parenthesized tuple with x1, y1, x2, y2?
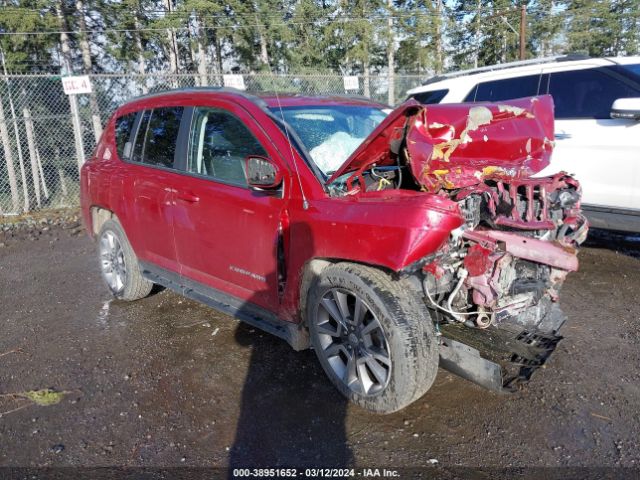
(0, 3, 609, 21)
(1, 4, 637, 37)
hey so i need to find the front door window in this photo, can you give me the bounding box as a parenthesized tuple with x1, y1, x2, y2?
(187, 107, 267, 186)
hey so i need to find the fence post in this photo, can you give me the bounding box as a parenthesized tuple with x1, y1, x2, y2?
(35, 147, 49, 200)
(23, 105, 42, 208)
(68, 93, 85, 171)
(3, 79, 29, 212)
(0, 94, 20, 213)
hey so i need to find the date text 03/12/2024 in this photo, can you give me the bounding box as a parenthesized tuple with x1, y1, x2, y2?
(232, 468, 401, 478)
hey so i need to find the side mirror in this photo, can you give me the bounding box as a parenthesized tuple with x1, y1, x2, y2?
(611, 97, 640, 120)
(246, 156, 282, 189)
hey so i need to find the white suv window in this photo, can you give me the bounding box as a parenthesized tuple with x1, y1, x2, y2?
(412, 89, 449, 104)
(465, 74, 542, 102)
(544, 68, 640, 119)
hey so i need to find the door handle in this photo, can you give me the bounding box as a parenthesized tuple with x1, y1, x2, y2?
(555, 132, 572, 140)
(176, 192, 200, 203)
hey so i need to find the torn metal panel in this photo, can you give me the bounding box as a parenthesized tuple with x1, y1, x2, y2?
(462, 229, 579, 272)
(405, 96, 555, 192)
(326, 95, 556, 189)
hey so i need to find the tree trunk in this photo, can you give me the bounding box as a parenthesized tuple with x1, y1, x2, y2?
(55, 147, 68, 198)
(256, 13, 270, 67)
(214, 33, 223, 79)
(57, 1, 86, 172)
(36, 147, 49, 199)
(195, 16, 208, 86)
(75, 0, 102, 143)
(23, 106, 41, 208)
(435, 0, 443, 74)
(0, 95, 20, 212)
(386, 0, 395, 105)
(473, 0, 481, 68)
(363, 59, 370, 98)
(57, 166, 68, 198)
(259, 33, 269, 66)
(165, 0, 179, 88)
(134, 14, 148, 94)
(188, 25, 200, 86)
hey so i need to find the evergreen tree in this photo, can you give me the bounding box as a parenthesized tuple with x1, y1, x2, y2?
(528, 0, 565, 57)
(230, 0, 293, 72)
(396, 0, 445, 75)
(102, 0, 155, 76)
(0, 0, 57, 73)
(325, 0, 385, 95)
(566, 0, 637, 56)
(287, 0, 332, 72)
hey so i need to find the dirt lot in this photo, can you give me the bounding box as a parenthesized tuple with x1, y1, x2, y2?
(1, 219, 639, 472)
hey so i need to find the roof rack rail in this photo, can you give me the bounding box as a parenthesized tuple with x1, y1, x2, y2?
(422, 54, 591, 85)
(125, 86, 270, 110)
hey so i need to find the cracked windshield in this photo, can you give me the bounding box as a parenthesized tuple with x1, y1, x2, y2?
(272, 106, 388, 175)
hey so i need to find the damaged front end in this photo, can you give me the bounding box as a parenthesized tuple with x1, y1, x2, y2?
(329, 95, 588, 392)
(423, 172, 587, 391)
(405, 96, 587, 391)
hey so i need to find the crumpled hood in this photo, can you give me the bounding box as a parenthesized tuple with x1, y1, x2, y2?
(326, 95, 555, 191)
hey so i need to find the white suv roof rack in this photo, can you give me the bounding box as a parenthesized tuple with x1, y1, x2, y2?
(422, 54, 591, 86)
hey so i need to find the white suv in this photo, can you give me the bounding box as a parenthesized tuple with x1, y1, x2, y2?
(407, 55, 640, 233)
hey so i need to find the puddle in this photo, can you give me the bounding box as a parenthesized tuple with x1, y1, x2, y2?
(97, 299, 112, 325)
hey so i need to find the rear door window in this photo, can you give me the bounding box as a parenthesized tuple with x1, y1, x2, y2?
(131, 107, 184, 168)
(465, 74, 541, 102)
(545, 67, 640, 119)
(114, 113, 137, 159)
(187, 107, 267, 187)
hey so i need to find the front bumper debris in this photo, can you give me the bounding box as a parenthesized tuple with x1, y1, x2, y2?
(438, 302, 566, 392)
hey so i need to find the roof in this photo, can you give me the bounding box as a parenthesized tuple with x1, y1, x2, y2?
(407, 55, 640, 96)
(118, 87, 387, 113)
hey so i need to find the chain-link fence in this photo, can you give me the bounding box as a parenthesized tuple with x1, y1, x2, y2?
(0, 72, 426, 216)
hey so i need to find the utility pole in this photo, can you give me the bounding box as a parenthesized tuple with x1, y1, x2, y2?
(57, 1, 86, 171)
(519, 4, 526, 60)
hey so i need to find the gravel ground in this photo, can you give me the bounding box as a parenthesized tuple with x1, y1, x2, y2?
(1, 213, 639, 473)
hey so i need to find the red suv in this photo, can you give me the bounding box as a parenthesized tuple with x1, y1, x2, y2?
(81, 89, 587, 413)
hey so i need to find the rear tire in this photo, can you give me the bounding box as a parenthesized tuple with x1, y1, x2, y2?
(307, 262, 438, 414)
(97, 218, 153, 301)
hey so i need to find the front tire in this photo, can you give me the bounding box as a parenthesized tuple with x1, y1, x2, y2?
(307, 263, 438, 413)
(97, 218, 153, 301)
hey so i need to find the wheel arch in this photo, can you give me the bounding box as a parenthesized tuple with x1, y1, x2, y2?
(90, 206, 119, 237)
(298, 256, 425, 326)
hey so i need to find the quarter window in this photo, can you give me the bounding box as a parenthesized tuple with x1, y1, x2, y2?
(546, 68, 640, 119)
(465, 74, 541, 102)
(114, 113, 137, 159)
(131, 107, 184, 167)
(412, 89, 449, 104)
(187, 107, 267, 186)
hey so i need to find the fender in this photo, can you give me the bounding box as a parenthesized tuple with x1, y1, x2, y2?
(278, 189, 464, 322)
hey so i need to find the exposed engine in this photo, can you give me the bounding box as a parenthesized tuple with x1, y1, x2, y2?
(423, 173, 586, 323)
(421, 173, 587, 389)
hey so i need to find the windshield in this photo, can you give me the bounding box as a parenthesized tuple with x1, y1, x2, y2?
(270, 105, 387, 175)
